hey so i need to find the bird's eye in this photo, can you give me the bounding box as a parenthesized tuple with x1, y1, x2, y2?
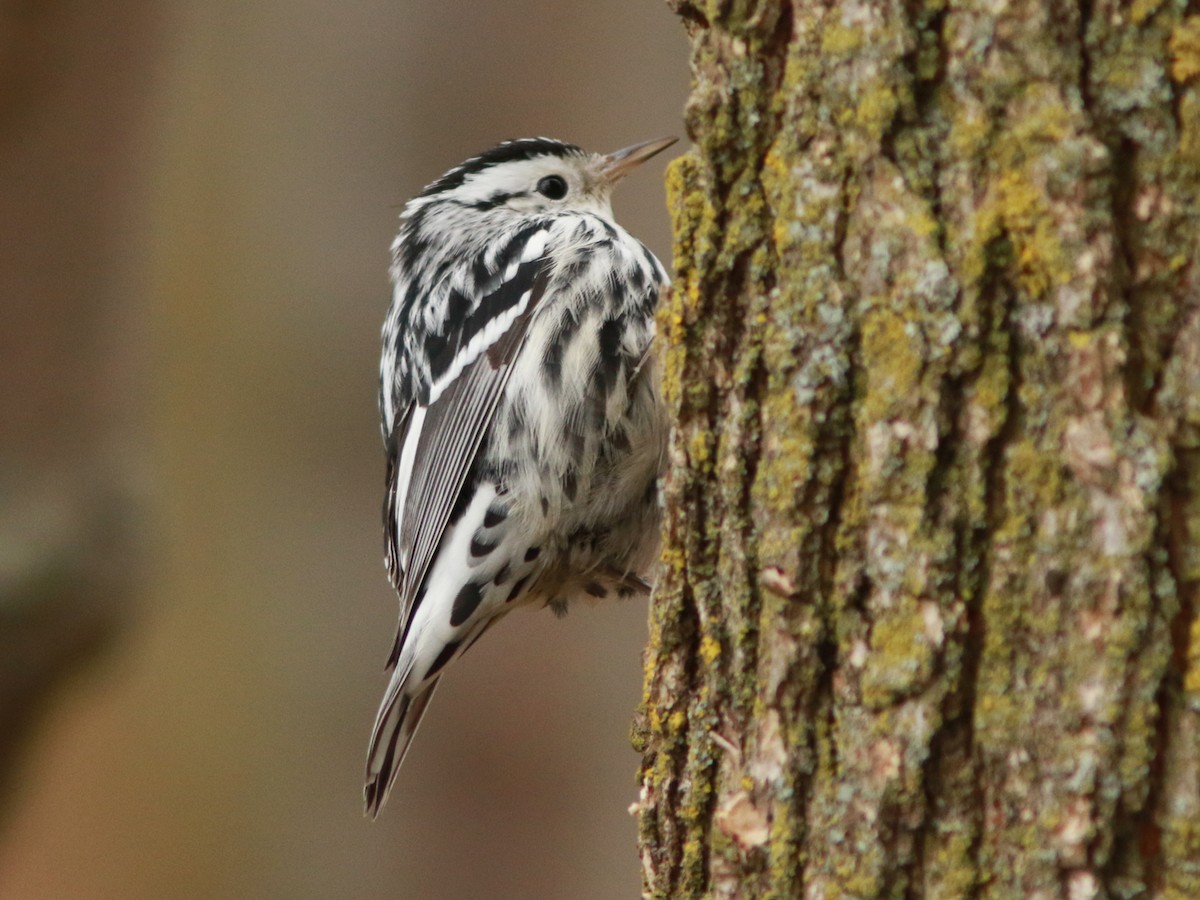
(536, 175, 568, 200)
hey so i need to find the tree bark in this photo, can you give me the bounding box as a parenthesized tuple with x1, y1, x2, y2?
(635, 2, 1200, 897)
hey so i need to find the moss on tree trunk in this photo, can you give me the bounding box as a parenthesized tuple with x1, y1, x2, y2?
(634, 1, 1200, 896)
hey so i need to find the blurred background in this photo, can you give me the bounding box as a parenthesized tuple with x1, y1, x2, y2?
(0, 2, 687, 898)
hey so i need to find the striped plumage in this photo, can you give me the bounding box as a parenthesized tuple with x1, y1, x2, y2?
(366, 136, 676, 816)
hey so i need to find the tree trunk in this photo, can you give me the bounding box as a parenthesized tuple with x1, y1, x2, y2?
(635, 2, 1200, 897)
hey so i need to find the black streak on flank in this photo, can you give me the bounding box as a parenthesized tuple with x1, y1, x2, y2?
(640, 243, 662, 282)
(543, 328, 565, 388)
(596, 317, 624, 397)
(524, 546, 541, 562)
(562, 469, 577, 502)
(483, 504, 507, 528)
(626, 262, 646, 294)
(506, 575, 530, 604)
(450, 581, 484, 626)
(588, 389, 607, 434)
(469, 532, 496, 558)
(493, 561, 511, 585)
(544, 308, 583, 390)
(426, 639, 460, 677)
(584, 581, 608, 599)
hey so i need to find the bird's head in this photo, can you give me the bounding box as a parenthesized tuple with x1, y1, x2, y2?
(406, 136, 677, 224)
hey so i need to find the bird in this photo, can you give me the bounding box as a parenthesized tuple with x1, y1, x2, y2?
(365, 135, 677, 816)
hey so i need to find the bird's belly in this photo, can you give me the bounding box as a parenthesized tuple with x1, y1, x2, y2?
(481, 332, 666, 598)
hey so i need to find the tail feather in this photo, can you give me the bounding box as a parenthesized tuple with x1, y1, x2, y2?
(364, 675, 440, 817)
(364, 606, 507, 817)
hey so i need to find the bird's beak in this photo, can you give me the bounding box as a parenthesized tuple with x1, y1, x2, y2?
(599, 136, 678, 184)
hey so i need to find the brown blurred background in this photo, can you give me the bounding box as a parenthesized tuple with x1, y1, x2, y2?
(0, 2, 686, 897)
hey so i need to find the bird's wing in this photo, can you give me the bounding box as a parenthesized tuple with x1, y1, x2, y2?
(382, 229, 552, 665)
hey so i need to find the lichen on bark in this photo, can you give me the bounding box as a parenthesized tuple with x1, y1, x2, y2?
(635, 2, 1200, 897)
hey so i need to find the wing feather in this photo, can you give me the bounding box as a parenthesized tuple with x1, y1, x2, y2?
(382, 255, 550, 660)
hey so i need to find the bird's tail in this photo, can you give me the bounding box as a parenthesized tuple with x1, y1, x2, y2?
(364, 666, 440, 818)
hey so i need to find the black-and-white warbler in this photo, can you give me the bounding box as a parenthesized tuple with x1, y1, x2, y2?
(365, 136, 677, 816)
